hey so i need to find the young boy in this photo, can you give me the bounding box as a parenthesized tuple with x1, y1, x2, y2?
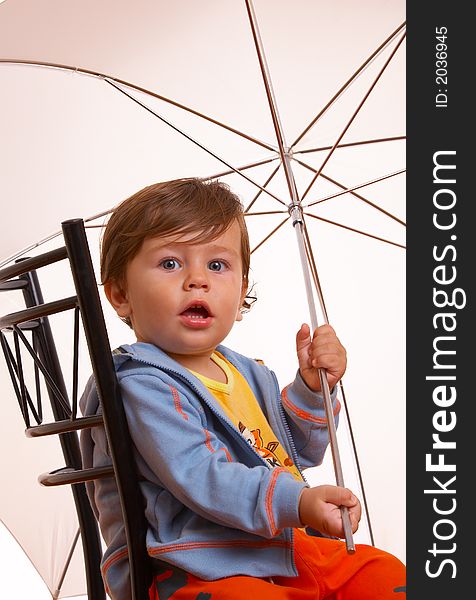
(80, 178, 405, 599)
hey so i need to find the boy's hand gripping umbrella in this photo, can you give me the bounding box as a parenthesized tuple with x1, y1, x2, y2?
(245, 0, 355, 554)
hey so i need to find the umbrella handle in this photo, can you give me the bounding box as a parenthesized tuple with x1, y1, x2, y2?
(318, 369, 356, 554)
(341, 506, 356, 554)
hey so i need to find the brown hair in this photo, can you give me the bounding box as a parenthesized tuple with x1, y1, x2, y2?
(101, 178, 255, 326)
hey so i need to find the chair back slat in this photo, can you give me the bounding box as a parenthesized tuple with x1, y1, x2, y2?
(63, 218, 152, 599)
(0, 247, 68, 282)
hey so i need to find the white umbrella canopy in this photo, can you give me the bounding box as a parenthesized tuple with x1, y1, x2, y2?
(0, 0, 405, 597)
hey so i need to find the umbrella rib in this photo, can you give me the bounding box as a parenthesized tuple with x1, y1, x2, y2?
(203, 156, 279, 181)
(303, 212, 405, 249)
(0, 59, 276, 153)
(245, 164, 281, 212)
(0, 159, 285, 269)
(250, 216, 289, 254)
(244, 0, 299, 204)
(300, 31, 406, 202)
(76, 210, 288, 225)
(294, 135, 406, 155)
(336, 381, 376, 545)
(301, 216, 375, 545)
(51, 161, 284, 235)
(295, 157, 406, 226)
(52, 528, 81, 599)
(304, 168, 406, 215)
(6, 167, 405, 269)
(0, 230, 65, 270)
(290, 21, 406, 149)
(245, 210, 287, 216)
(0, 207, 289, 271)
(104, 78, 287, 206)
(319, 172, 405, 226)
(57, 161, 283, 227)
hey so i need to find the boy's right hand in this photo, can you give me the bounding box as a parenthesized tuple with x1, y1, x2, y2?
(298, 485, 361, 538)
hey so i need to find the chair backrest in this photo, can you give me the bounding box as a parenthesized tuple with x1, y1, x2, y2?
(0, 219, 152, 600)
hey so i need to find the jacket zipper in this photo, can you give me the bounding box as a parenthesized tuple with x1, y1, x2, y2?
(269, 371, 309, 487)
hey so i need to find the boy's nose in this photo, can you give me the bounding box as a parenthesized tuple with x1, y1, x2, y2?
(183, 270, 209, 290)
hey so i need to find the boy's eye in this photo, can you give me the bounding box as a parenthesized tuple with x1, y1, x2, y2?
(208, 260, 226, 272)
(160, 258, 181, 270)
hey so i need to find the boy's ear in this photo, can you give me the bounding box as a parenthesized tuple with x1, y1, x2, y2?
(104, 280, 131, 318)
(235, 282, 247, 322)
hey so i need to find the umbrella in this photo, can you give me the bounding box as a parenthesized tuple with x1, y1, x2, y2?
(0, 0, 405, 597)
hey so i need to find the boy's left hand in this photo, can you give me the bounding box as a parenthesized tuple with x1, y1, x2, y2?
(296, 323, 347, 392)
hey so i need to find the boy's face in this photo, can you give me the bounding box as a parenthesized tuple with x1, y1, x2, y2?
(106, 220, 247, 362)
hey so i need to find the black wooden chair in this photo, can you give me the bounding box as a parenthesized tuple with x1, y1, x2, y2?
(0, 219, 152, 599)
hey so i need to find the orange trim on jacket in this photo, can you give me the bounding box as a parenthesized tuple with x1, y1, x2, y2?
(282, 385, 341, 424)
(169, 384, 189, 420)
(266, 467, 286, 536)
(148, 538, 291, 556)
(203, 428, 233, 462)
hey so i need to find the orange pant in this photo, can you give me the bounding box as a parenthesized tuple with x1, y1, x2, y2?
(149, 529, 406, 599)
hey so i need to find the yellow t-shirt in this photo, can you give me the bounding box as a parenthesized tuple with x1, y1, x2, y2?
(190, 352, 303, 482)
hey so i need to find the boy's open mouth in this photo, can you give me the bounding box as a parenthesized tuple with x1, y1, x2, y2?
(179, 302, 213, 327)
(181, 304, 210, 319)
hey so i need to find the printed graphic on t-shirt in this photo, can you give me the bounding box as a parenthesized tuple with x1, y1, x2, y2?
(239, 422, 294, 469)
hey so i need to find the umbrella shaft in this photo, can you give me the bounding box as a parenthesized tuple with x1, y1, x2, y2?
(291, 206, 355, 553)
(318, 369, 344, 485)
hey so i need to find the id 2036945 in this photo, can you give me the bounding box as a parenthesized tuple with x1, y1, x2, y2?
(435, 26, 448, 108)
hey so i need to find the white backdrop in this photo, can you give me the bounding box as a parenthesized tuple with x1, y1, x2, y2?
(0, 1, 405, 596)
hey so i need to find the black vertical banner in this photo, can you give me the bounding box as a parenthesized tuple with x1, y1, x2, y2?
(407, 3, 472, 598)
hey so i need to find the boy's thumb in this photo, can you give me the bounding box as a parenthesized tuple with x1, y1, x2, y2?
(296, 323, 311, 351)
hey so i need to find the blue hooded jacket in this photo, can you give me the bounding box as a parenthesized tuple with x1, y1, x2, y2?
(79, 342, 340, 600)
